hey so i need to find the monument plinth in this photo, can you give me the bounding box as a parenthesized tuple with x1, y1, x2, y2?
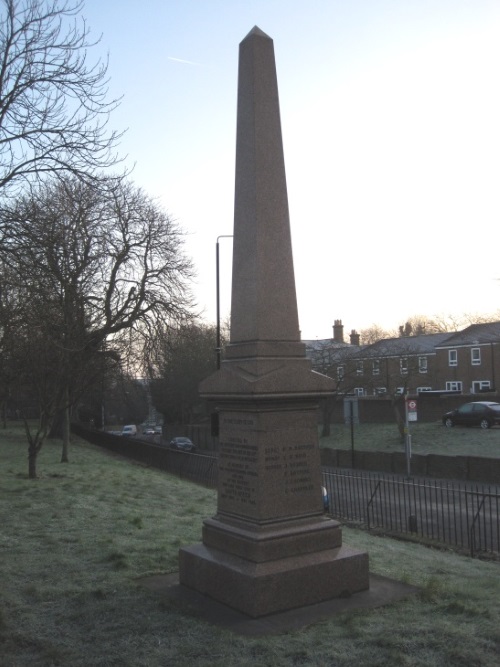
(179, 26, 369, 618)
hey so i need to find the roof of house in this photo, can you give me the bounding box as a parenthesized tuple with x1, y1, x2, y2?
(355, 332, 452, 358)
(305, 322, 500, 365)
(435, 321, 500, 347)
(303, 338, 361, 366)
(303, 339, 353, 352)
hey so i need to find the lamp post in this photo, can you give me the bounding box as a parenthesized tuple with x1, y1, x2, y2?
(216, 235, 233, 369)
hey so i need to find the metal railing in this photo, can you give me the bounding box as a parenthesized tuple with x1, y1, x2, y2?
(72, 425, 219, 488)
(323, 467, 500, 557)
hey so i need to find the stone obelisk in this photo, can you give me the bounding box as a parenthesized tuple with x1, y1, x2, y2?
(179, 26, 369, 618)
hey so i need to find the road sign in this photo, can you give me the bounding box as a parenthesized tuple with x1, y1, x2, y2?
(407, 398, 417, 422)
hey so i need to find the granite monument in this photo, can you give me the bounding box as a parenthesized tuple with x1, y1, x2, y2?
(179, 26, 369, 618)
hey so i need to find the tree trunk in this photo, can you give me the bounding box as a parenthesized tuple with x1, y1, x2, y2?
(28, 444, 38, 479)
(48, 409, 63, 438)
(61, 404, 70, 463)
(25, 419, 48, 479)
(321, 397, 333, 437)
(392, 397, 406, 443)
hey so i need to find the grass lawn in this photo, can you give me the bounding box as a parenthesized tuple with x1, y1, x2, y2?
(320, 421, 500, 459)
(1, 425, 500, 666)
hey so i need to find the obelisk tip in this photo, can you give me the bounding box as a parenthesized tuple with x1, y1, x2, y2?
(242, 26, 272, 42)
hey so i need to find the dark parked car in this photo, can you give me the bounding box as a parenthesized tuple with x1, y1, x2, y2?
(169, 436, 196, 452)
(442, 401, 500, 429)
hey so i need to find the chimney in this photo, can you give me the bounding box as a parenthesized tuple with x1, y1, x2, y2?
(333, 319, 344, 343)
(350, 329, 360, 346)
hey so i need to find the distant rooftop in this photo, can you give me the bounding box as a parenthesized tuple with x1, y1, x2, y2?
(435, 321, 500, 347)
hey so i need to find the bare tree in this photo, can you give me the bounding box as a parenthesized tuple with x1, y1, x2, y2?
(0, 0, 122, 198)
(0, 271, 69, 476)
(0, 262, 22, 426)
(359, 324, 395, 344)
(148, 322, 220, 426)
(398, 312, 500, 335)
(398, 315, 450, 336)
(3, 175, 194, 476)
(307, 342, 363, 437)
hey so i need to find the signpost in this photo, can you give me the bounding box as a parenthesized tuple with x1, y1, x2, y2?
(404, 397, 417, 477)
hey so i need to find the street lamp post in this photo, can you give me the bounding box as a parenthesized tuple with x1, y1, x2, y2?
(216, 235, 233, 369)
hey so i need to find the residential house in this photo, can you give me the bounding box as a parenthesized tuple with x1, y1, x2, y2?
(305, 320, 357, 371)
(305, 320, 500, 398)
(434, 321, 500, 395)
(346, 332, 451, 396)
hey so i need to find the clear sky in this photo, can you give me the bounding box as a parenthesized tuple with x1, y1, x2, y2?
(82, 0, 500, 339)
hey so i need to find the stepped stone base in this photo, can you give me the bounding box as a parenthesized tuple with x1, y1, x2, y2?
(201, 514, 344, 562)
(179, 542, 369, 618)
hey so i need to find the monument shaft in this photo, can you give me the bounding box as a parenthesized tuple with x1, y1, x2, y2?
(231, 26, 299, 344)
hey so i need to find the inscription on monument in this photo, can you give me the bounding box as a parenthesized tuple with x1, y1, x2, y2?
(264, 442, 315, 495)
(217, 412, 321, 518)
(218, 415, 258, 509)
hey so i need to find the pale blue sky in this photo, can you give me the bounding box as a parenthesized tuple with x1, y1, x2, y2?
(82, 1, 500, 338)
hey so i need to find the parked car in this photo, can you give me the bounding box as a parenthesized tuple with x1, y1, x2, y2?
(154, 426, 163, 435)
(169, 436, 195, 452)
(142, 428, 155, 436)
(121, 424, 137, 437)
(442, 401, 500, 429)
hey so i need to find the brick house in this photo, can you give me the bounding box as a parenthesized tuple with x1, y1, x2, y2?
(434, 321, 500, 395)
(347, 332, 451, 396)
(305, 320, 500, 398)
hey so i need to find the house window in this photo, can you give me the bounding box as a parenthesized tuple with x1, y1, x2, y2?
(446, 381, 462, 392)
(395, 387, 405, 395)
(471, 348, 481, 366)
(356, 361, 363, 376)
(400, 357, 408, 375)
(418, 356, 428, 373)
(375, 387, 387, 395)
(417, 387, 432, 393)
(448, 350, 457, 367)
(472, 380, 490, 393)
(353, 387, 364, 396)
(372, 359, 380, 376)
(337, 365, 344, 380)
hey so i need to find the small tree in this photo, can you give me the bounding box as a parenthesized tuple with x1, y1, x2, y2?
(307, 341, 363, 437)
(4, 282, 69, 476)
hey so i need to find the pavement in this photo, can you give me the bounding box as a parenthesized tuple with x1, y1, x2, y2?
(137, 572, 419, 637)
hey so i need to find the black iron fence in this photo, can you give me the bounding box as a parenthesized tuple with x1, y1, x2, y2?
(73, 426, 500, 558)
(323, 468, 500, 558)
(71, 424, 218, 488)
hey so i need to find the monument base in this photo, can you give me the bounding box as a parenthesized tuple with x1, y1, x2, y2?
(179, 542, 369, 618)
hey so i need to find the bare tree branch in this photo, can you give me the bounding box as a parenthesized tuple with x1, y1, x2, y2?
(0, 0, 123, 196)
